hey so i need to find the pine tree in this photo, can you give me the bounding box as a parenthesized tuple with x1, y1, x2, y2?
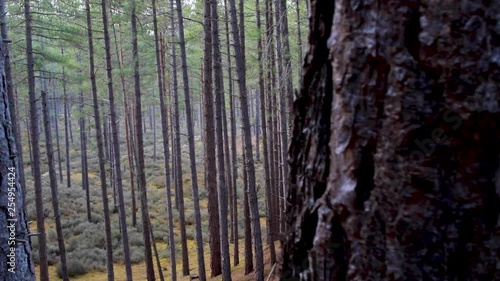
(41, 90, 69, 281)
(282, 1, 500, 280)
(227, 0, 265, 278)
(130, 0, 155, 279)
(24, 0, 49, 279)
(174, 0, 207, 278)
(84, 1, 114, 278)
(202, 0, 222, 277)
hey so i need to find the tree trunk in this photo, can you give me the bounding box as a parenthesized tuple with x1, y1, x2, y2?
(81, 98, 90, 222)
(41, 91, 69, 281)
(103, 105, 110, 161)
(24, 1, 49, 278)
(241, 132, 253, 275)
(152, 3, 177, 279)
(223, 0, 239, 266)
(130, 1, 155, 280)
(265, 0, 281, 240)
(109, 12, 138, 228)
(149, 215, 165, 281)
(169, 0, 190, 275)
(25, 99, 34, 177)
(255, 0, 276, 265)
(228, 0, 265, 279)
(68, 96, 73, 145)
(174, 0, 207, 279)
(0, 21, 36, 281)
(282, 1, 500, 280)
(202, 0, 222, 277)
(61, 50, 71, 188)
(211, 1, 232, 279)
(276, 0, 292, 235)
(294, 0, 303, 82)
(51, 83, 63, 183)
(102, 0, 133, 279)
(2, 10, 27, 196)
(153, 104, 157, 160)
(85, 1, 115, 279)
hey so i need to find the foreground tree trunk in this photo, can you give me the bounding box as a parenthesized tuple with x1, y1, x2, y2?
(282, 1, 500, 280)
(0, 23, 36, 281)
(2, 0, 26, 193)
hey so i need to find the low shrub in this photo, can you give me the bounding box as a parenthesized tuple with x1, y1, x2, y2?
(56, 258, 87, 278)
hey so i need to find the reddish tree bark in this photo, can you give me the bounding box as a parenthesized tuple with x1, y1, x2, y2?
(282, 1, 500, 280)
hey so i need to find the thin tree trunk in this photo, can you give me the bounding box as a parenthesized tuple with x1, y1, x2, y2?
(109, 127, 117, 211)
(25, 96, 34, 177)
(130, 1, 155, 279)
(265, 0, 281, 238)
(79, 89, 91, 222)
(223, 0, 239, 266)
(24, 0, 49, 278)
(152, 3, 177, 279)
(101, 0, 133, 279)
(228, 0, 265, 279)
(219, 0, 235, 245)
(255, 90, 260, 161)
(41, 91, 69, 281)
(256, 0, 276, 264)
(211, 1, 232, 279)
(148, 216, 165, 281)
(241, 130, 253, 274)
(153, 104, 156, 160)
(61, 50, 71, 188)
(272, 0, 287, 237)
(294, 0, 303, 81)
(110, 9, 137, 228)
(85, 1, 114, 279)
(174, 0, 207, 279)
(51, 82, 63, 183)
(103, 104, 110, 161)
(170, 0, 190, 275)
(202, 0, 222, 277)
(170, 91, 180, 211)
(68, 95, 73, 145)
(277, 0, 292, 235)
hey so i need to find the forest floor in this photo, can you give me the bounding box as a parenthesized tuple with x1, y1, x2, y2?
(26, 125, 276, 280)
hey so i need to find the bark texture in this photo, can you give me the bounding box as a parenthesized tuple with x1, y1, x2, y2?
(0, 27, 36, 281)
(282, 0, 500, 280)
(203, 0, 222, 277)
